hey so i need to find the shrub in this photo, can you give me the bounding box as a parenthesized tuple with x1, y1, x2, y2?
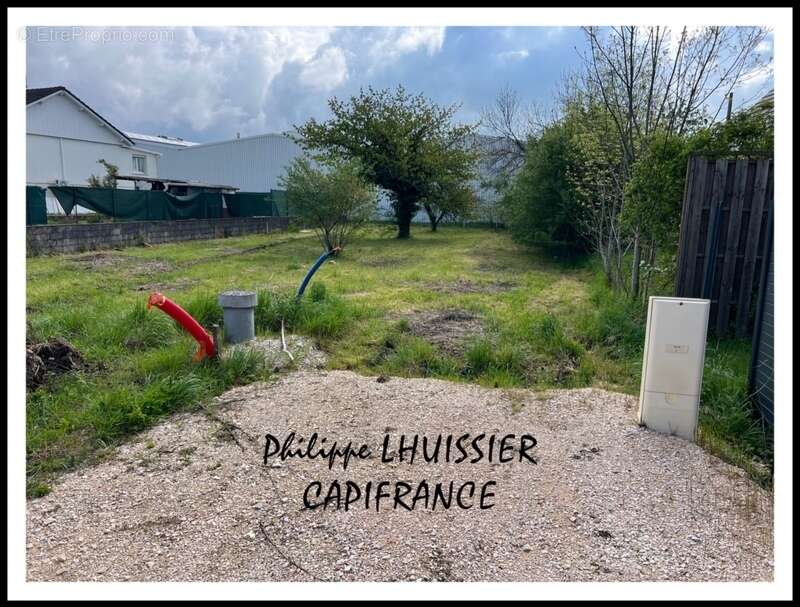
(279, 156, 377, 251)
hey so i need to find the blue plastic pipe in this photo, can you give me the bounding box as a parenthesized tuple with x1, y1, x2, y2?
(296, 247, 340, 301)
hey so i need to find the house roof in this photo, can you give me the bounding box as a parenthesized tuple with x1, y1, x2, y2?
(26, 85, 135, 146)
(26, 86, 68, 104)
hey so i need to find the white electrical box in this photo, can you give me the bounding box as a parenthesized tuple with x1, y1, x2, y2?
(637, 296, 710, 442)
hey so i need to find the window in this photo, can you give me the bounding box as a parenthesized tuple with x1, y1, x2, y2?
(132, 155, 146, 174)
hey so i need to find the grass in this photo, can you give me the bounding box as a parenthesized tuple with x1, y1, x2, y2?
(26, 225, 772, 494)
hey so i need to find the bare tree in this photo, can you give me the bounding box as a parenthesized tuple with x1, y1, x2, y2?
(578, 25, 769, 297)
(480, 85, 556, 176)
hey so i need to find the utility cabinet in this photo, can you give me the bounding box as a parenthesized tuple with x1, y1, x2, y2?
(637, 297, 710, 442)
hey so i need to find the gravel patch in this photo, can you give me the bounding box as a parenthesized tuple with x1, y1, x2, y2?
(230, 336, 328, 372)
(26, 371, 773, 582)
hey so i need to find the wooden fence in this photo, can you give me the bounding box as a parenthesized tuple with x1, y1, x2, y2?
(749, 219, 774, 426)
(675, 156, 773, 338)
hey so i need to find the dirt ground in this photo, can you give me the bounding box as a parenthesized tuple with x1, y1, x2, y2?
(26, 371, 773, 582)
(26, 338, 85, 391)
(428, 278, 517, 294)
(404, 309, 485, 356)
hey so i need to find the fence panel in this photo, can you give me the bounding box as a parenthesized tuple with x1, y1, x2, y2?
(675, 156, 773, 338)
(749, 217, 774, 427)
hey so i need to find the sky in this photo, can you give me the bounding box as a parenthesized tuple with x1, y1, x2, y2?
(25, 26, 774, 144)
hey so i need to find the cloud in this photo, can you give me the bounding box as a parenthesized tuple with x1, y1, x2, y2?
(26, 26, 451, 139)
(496, 49, 529, 61)
(394, 27, 446, 56)
(26, 26, 340, 136)
(361, 26, 446, 59)
(299, 46, 349, 91)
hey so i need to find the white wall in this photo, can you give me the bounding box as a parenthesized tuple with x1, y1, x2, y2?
(158, 134, 304, 191)
(27, 134, 159, 213)
(27, 91, 126, 145)
(26, 92, 159, 213)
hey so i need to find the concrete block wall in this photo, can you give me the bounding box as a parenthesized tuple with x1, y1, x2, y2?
(27, 216, 291, 256)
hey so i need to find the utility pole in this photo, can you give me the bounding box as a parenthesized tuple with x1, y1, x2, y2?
(726, 92, 734, 122)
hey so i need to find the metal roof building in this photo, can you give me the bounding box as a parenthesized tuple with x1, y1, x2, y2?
(155, 133, 305, 193)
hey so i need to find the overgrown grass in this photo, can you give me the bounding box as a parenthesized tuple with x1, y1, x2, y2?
(26, 225, 771, 493)
(26, 301, 270, 497)
(698, 339, 773, 487)
(254, 283, 365, 342)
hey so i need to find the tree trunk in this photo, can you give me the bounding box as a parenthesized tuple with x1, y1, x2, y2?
(630, 232, 641, 298)
(396, 198, 413, 239)
(641, 241, 657, 305)
(423, 203, 438, 232)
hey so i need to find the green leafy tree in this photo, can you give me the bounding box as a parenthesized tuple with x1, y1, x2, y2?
(619, 99, 773, 303)
(87, 159, 119, 188)
(565, 99, 628, 287)
(622, 133, 690, 301)
(689, 99, 774, 157)
(580, 25, 769, 297)
(292, 85, 478, 239)
(420, 141, 478, 231)
(501, 121, 583, 249)
(279, 157, 376, 252)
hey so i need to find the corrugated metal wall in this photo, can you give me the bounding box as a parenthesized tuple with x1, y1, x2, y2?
(157, 134, 304, 192)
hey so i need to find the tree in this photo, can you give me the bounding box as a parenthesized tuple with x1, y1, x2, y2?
(87, 159, 119, 188)
(622, 132, 690, 302)
(421, 180, 476, 232)
(689, 96, 774, 156)
(279, 157, 376, 252)
(500, 121, 583, 249)
(621, 97, 774, 302)
(578, 25, 769, 297)
(292, 85, 478, 239)
(480, 86, 537, 175)
(565, 99, 629, 287)
(419, 132, 480, 231)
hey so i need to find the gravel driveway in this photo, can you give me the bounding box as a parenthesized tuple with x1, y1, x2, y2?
(26, 371, 773, 582)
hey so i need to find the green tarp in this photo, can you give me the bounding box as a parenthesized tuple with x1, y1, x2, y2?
(270, 189, 289, 216)
(224, 191, 273, 217)
(26, 186, 48, 225)
(49, 186, 224, 221)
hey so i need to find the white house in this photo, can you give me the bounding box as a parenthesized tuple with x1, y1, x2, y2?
(26, 86, 160, 212)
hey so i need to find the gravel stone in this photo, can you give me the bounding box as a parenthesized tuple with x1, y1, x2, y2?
(26, 371, 773, 582)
